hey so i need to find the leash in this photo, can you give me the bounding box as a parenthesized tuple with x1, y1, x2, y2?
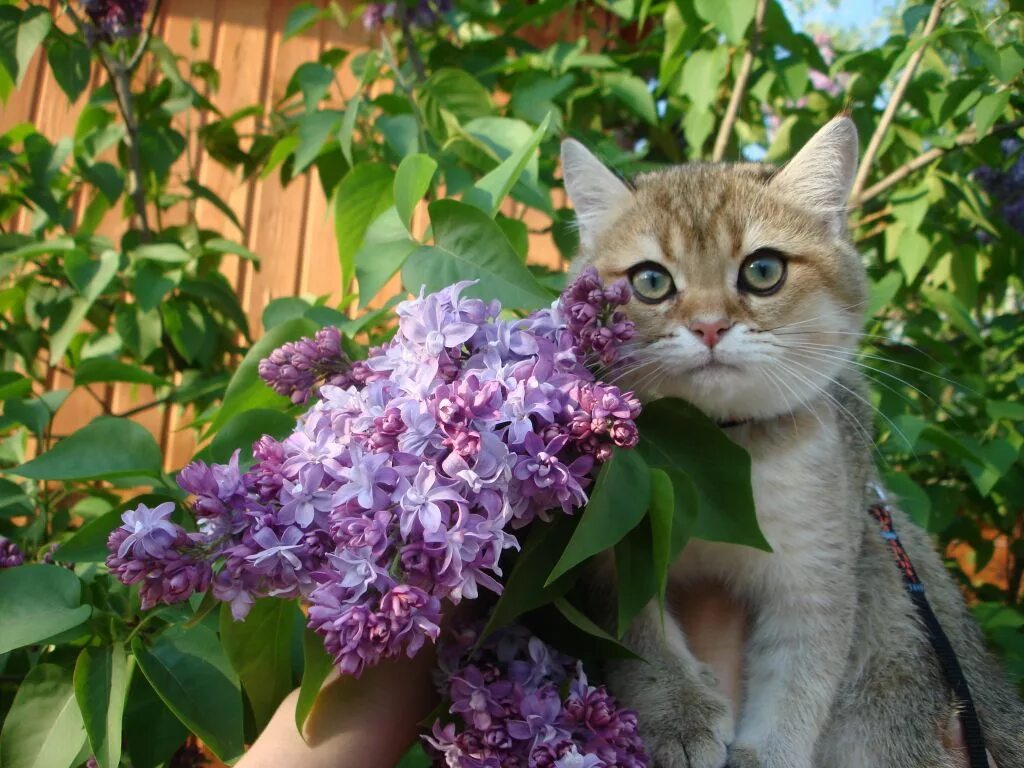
(868, 500, 989, 768)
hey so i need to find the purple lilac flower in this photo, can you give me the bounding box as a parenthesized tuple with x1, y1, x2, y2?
(975, 140, 1024, 237)
(426, 625, 648, 768)
(80, 0, 149, 39)
(109, 276, 641, 678)
(0, 536, 24, 568)
(259, 326, 351, 405)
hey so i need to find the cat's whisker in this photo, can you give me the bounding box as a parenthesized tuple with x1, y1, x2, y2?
(769, 329, 939, 363)
(759, 298, 871, 333)
(759, 365, 800, 434)
(770, 360, 888, 466)
(779, 355, 914, 454)
(770, 338, 973, 394)
(778, 345, 937, 408)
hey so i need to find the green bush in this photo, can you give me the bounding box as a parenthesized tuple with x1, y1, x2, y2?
(0, 0, 1021, 765)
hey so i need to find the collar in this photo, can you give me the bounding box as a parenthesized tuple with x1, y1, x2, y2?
(716, 417, 752, 429)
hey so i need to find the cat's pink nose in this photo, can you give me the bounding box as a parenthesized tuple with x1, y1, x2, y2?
(690, 319, 733, 348)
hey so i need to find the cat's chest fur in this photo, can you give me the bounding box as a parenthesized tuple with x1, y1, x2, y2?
(670, 406, 862, 601)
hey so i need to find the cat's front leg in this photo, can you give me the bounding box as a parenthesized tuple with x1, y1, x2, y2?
(609, 602, 735, 768)
(728, 585, 855, 768)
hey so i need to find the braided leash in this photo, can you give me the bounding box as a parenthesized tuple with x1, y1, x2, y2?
(868, 500, 989, 768)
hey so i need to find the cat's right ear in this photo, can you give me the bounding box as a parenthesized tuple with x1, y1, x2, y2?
(561, 139, 633, 250)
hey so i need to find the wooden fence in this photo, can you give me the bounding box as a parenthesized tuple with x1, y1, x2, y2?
(1, 0, 567, 471)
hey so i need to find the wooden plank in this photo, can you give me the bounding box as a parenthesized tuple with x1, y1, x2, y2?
(241, 0, 320, 334)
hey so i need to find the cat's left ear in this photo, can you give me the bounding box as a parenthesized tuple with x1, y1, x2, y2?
(770, 116, 858, 233)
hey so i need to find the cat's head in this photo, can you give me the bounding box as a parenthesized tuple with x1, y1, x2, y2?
(562, 117, 867, 423)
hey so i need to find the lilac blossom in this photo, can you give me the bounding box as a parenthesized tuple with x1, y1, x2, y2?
(108, 273, 640, 680)
(427, 625, 648, 768)
(0, 536, 24, 568)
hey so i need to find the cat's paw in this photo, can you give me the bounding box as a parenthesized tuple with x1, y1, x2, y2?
(725, 745, 762, 768)
(613, 665, 733, 768)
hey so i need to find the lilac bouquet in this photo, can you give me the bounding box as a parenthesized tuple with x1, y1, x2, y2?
(106, 268, 640, 679)
(427, 625, 647, 768)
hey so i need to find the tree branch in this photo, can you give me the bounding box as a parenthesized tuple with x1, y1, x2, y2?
(851, 119, 1024, 208)
(711, 0, 768, 162)
(849, 0, 945, 204)
(395, 2, 426, 83)
(126, 0, 163, 74)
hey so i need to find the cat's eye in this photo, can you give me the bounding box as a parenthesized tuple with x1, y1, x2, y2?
(628, 262, 676, 303)
(738, 249, 787, 295)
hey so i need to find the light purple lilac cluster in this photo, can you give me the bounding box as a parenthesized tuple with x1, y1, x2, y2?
(0, 536, 24, 569)
(362, 0, 454, 31)
(106, 269, 639, 677)
(427, 624, 648, 768)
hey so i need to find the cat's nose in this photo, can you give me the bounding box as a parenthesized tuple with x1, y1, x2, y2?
(689, 318, 733, 348)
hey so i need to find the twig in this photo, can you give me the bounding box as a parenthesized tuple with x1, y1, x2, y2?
(849, 0, 944, 204)
(711, 0, 768, 162)
(395, 2, 426, 83)
(851, 119, 1024, 208)
(125, 0, 163, 74)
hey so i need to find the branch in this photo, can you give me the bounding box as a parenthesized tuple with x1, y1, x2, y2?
(395, 2, 426, 83)
(126, 0, 163, 74)
(849, 0, 944, 203)
(851, 119, 1024, 208)
(711, 0, 768, 162)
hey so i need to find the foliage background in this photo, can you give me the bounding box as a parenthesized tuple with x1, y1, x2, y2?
(0, 0, 1021, 766)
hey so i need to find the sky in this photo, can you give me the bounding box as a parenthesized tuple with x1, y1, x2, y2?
(781, 0, 899, 44)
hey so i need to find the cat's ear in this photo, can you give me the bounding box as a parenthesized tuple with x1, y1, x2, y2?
(561, 139, 633, 250)
(770, 116, 858, 232)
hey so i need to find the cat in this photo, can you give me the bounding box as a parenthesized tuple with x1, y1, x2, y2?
(560, 118, 1024, 768)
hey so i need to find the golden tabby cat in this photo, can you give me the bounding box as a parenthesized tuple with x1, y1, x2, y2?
(561, 118, 1024, 768)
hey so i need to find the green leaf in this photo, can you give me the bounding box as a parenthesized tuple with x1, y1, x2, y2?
(553, 598, 639, 660)
(483, 514, 581, 636)
(974, 91, 1009, 138)
(187, 181, 244, 233)
(649, 467, 696, 606)
(338, 93, 362, 168)
(284, 2, 324, 40)
(922, 287, 983, 346)
(73, 645, 128, 768)
(74, 358, 167, 387)
(355, 207, 418, 305)
(203, 236, 258, 261)
(54, 509, 121, 563)
(46, 32, 90, 103)
(295, 627, 334, 738)
(334, 163, 395, 293)
(13, 416, 163, 481)
(637, 398, 770, 551)
(694, 0, 756, 43)
(123, 675, 187, 768)
(221, 600, 298, 730)
(207, 408, 296, 465)
(604, 73, 657, 124)
(81, 161, 124, 204)
(987, 400, 1024, 422)
(403, 200, 552, 312)
(394, 154, 437, 231)
(132, 624, 244, 762)
(133, 242, 192, 264)
(289, 62, 334, 113)
(463, 115, 550, 217)
(0, 371, 32, 400)
(614, 515, 658, 636)
(0, 5, 51, 87)
(419, 68, 494, 140)
(679, 48, 730, 111)
(294, 109, 343, 174)
(547, 448, 651, 585)
(209, 316, 319, 433)
(51, 249, 119, 363)
(883, 472, 931, 529)
(0, 664, 86, 768)
(0, 564, 90, 655)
